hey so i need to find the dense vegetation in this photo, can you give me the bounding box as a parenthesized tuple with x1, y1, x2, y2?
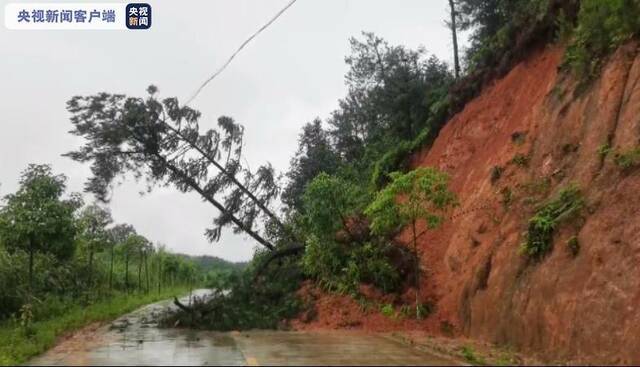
(0, 164, 239, 364)
(520, 185, 584, 260)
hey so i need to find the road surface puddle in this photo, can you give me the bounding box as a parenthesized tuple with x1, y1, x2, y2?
(28, 290, 458, 366)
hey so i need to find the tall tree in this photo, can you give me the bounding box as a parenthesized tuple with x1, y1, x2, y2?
(328, 33, 452, 163)
(366, 168, 456, 318)
(121, 234, 146, 293)
(65, 86, 286, 252)
(448, 0, 461, 79)
(0, 165, 79, 292)
(156, 243, 166, 294)
(77, 203, 113, 297)
(136, 236, 151, 292)
(282, 119, 341, 212)
(108, 224, 136, 290)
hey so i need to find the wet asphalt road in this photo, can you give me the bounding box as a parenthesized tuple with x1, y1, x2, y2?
(28, 290, 458, 366)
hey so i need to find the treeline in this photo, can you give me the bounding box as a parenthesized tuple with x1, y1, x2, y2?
(0, 164, 214, 321)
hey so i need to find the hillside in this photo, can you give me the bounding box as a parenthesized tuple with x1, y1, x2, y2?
(408, 42, 640, 364)
(296, 42, 640, 364)
(177, 254, 247, 273)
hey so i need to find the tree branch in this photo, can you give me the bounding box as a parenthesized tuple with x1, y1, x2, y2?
(254, 243, 306, 280)
(159, 119, 292, 239)
(155, 154, 276, 251)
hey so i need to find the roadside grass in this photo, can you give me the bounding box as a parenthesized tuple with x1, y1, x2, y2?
(461, 345, 487, 365)
(0, 287, 190, 366)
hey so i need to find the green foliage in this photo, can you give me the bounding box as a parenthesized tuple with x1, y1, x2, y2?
(511, 131, 526, 145)
(613, 146, 640, 170)
(521, 185, 584, 260)
(161, 254, 304, 331)
(380, 303, 395, 318)
(366, 168, 455, 319)
(370, 127, 434, 189)
(329, 33, 453, 163)
(282, 33, 454, 207)
(500, 187, 513, 208)
(302, 237, 351, 293)
(415, 302, 433, 320)
(511, 153, 530, 167)
(0, 164, 208, 322)
(567, 236, 580, 257)
(282, 119, 341, 212)
(597, 143, 612, 159)
(0, 165, 80, 265)
(490, 166, 504, 184)
(457, 0, 553, 74)
(565, 0, 640, 80)
(461, 345, 487, 365)
(366, 168, 457, 237)
(0, 286, 189, 366)
(302, 237, 401, 295)
(300, 173, 402, 294)
(302, 173, 366, 240)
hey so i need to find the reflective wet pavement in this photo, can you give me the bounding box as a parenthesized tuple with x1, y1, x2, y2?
(28, 291, 458, 366)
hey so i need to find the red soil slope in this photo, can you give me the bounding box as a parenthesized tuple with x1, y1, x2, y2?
(296, 43, 640, 364)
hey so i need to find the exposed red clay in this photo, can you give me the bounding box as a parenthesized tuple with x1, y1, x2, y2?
(294, 43, 640, 364)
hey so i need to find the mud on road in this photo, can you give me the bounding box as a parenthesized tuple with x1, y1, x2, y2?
(28, 290, 459, 366)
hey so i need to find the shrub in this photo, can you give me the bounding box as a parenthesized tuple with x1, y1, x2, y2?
(501, 187, 514, 208)
(366, 168, 456, 318)
(511, 132, 526, 145)
(302, 237, 401, 295)
(380, 303, 395, 318)
(613, 146, 640, 170)
(370, 127, 433, 189)
(371, 141, 413, 189)
(567, 236, 580, 257)
(461, 345, 486, 365)
(301, 173, 401, 294)
(521, 185, 584, 260)
(490, 166, 504, 184)
(597, 143, 612, 159)
(161, 255, 304, 331)
(562, 143, 580, 155)
(511, 153, 530, 167)
(302, 173, 366, 241)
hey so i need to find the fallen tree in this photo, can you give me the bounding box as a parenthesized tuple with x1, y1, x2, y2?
(65, 86, 297, 254)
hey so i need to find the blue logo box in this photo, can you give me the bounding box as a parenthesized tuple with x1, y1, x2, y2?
(126, 3, 151, 29)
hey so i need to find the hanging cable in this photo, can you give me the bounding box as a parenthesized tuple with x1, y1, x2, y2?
(185, 0, 299, 106)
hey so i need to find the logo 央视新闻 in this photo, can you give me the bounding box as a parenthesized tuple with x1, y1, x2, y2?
(126, 3, 151, 29)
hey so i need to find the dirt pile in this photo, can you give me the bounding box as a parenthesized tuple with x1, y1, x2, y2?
(292, 281, 442, 332)
(297, 42, 640, 364)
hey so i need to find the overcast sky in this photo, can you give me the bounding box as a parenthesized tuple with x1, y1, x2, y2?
(0, 0, 468, 262)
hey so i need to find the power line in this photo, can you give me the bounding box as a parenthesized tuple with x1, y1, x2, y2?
(185, 0, 299, 106)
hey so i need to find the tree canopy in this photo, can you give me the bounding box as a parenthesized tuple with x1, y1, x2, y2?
(0, 165, 80, 265)
(65, 86, 284, 251)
